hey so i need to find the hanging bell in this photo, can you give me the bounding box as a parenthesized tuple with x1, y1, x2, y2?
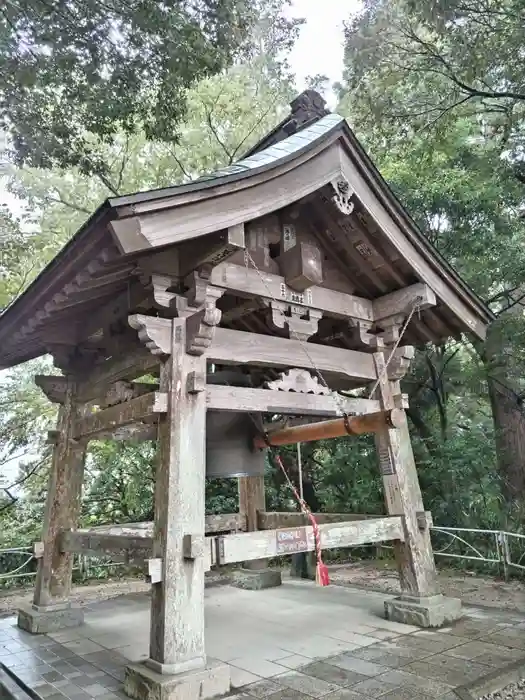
(205, 370, 266, 479)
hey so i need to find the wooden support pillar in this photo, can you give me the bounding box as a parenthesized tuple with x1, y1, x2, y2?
(239, 476, 264, 533)
(239, 476, 265, 570)
(373, 351, 461, 627)
(18, 379, 87, 634)
(125, 315, 230, 700)
(148, 319, 207, 674)
(373, 351, 437, 596)
(233, 476, 281, 589)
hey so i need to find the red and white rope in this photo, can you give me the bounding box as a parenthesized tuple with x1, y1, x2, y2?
(271, 449, 329, 586)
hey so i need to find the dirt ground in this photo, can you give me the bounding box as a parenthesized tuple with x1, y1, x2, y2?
(1, 562, 524, 616)
(329, 560, 525, 612)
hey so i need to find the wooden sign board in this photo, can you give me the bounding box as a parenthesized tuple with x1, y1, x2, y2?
(275, 527, 308, 555)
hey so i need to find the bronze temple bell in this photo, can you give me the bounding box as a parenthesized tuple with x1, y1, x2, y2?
(205, 371, 266, 479)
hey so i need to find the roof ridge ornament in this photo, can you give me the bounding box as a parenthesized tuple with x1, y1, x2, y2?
(330, 175, 355, 216)
(288, 89, 329, 126)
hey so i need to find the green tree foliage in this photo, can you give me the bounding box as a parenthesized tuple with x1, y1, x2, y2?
(83, 441, 156, 525)
(342, 1, 525, 160)
(0, 0, 302, 541)
(0, 0, 289, 184)
(0, 358, 56, 545)
(339, 0, 525, 508)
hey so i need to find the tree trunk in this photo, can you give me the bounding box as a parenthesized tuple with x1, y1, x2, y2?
(487, 377, 525, 501)
(485, 319, 525, 503)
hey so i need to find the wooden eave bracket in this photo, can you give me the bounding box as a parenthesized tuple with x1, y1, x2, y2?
(129, 315, 171, 355)
(373, 283, 436, 327)
(185, 306, 222, 356)
(265, 300, 322, 341)
(348, 320, 385, 350)
(35, 375, 69, 404)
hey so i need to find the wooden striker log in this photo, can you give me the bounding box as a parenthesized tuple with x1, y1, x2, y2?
(254, 408, 403, 449)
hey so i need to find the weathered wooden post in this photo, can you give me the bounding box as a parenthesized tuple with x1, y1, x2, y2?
(124, 315, 230, 700)
(373, 350, 461, 627)
(233, 476, 282, 589)
(18, 377, 87, 633)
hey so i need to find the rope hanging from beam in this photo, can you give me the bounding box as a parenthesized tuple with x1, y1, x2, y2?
(242, 249, 419, 586)
(264, 439, 329, 586)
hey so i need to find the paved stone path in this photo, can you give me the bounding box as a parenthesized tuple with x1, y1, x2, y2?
(1, 581, 524, 700)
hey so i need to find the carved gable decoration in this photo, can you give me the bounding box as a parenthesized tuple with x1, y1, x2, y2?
(265, 369, 330, 395)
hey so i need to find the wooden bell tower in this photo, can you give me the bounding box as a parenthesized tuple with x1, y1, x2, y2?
(0, 91, 494, 700)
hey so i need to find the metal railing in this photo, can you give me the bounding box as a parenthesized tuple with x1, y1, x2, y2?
(0, 548, 36, 581)
(431, 526, 525, 579)
(0, 548, 128, 587)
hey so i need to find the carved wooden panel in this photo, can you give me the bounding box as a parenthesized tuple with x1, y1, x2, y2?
(265, 369, 330, 395)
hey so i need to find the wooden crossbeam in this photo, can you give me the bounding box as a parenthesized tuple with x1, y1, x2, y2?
(257, 512, 378, 530)
(127, 316, 378, 383)
(373, 284, 436, 323)
(210, 328, 376, 381)
(208, 262, 374, 321)
(61, 531, 153, 563)
(76, 349, 159, 402)
(61, 513, 246, 542)
(216, 516, 405, 565)
(206, 384, 380, 416)
(35, 375, 68, 404)
(73, 391, 167, 440)
(178, 225, 245, 278)
(60, 530, 215, 571)
(208, 263, 436, 324)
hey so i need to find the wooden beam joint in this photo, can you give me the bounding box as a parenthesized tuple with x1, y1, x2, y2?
(183, 534, 205, 560)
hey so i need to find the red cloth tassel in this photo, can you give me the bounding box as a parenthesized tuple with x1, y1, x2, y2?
(316, 561, 330, 587)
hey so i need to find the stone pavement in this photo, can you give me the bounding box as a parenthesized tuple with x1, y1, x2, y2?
(0, 580, 525, 700)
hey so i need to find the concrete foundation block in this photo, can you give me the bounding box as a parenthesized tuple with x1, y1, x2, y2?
(290, 552, 316, 580)
(124, 659, 230, 700)
(231, 567, 282, 590)
(17, 603, 84, 634)
(384, 594, 462, 629)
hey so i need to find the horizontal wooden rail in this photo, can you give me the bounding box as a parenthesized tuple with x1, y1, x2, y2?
(257, 511, 378, 530)
(216, 516, 405, 565)
(254, 409, 402, 448)
(60, 530, 216, 571)
(74, 392, 167, 441)
(59, 513, 246, 572)
(60, 531, 153, 564)
(206, 384, 380, 416)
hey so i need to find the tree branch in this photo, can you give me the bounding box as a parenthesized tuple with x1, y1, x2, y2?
(204, 105, 234, 163)
(402, 24, 525, 103)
